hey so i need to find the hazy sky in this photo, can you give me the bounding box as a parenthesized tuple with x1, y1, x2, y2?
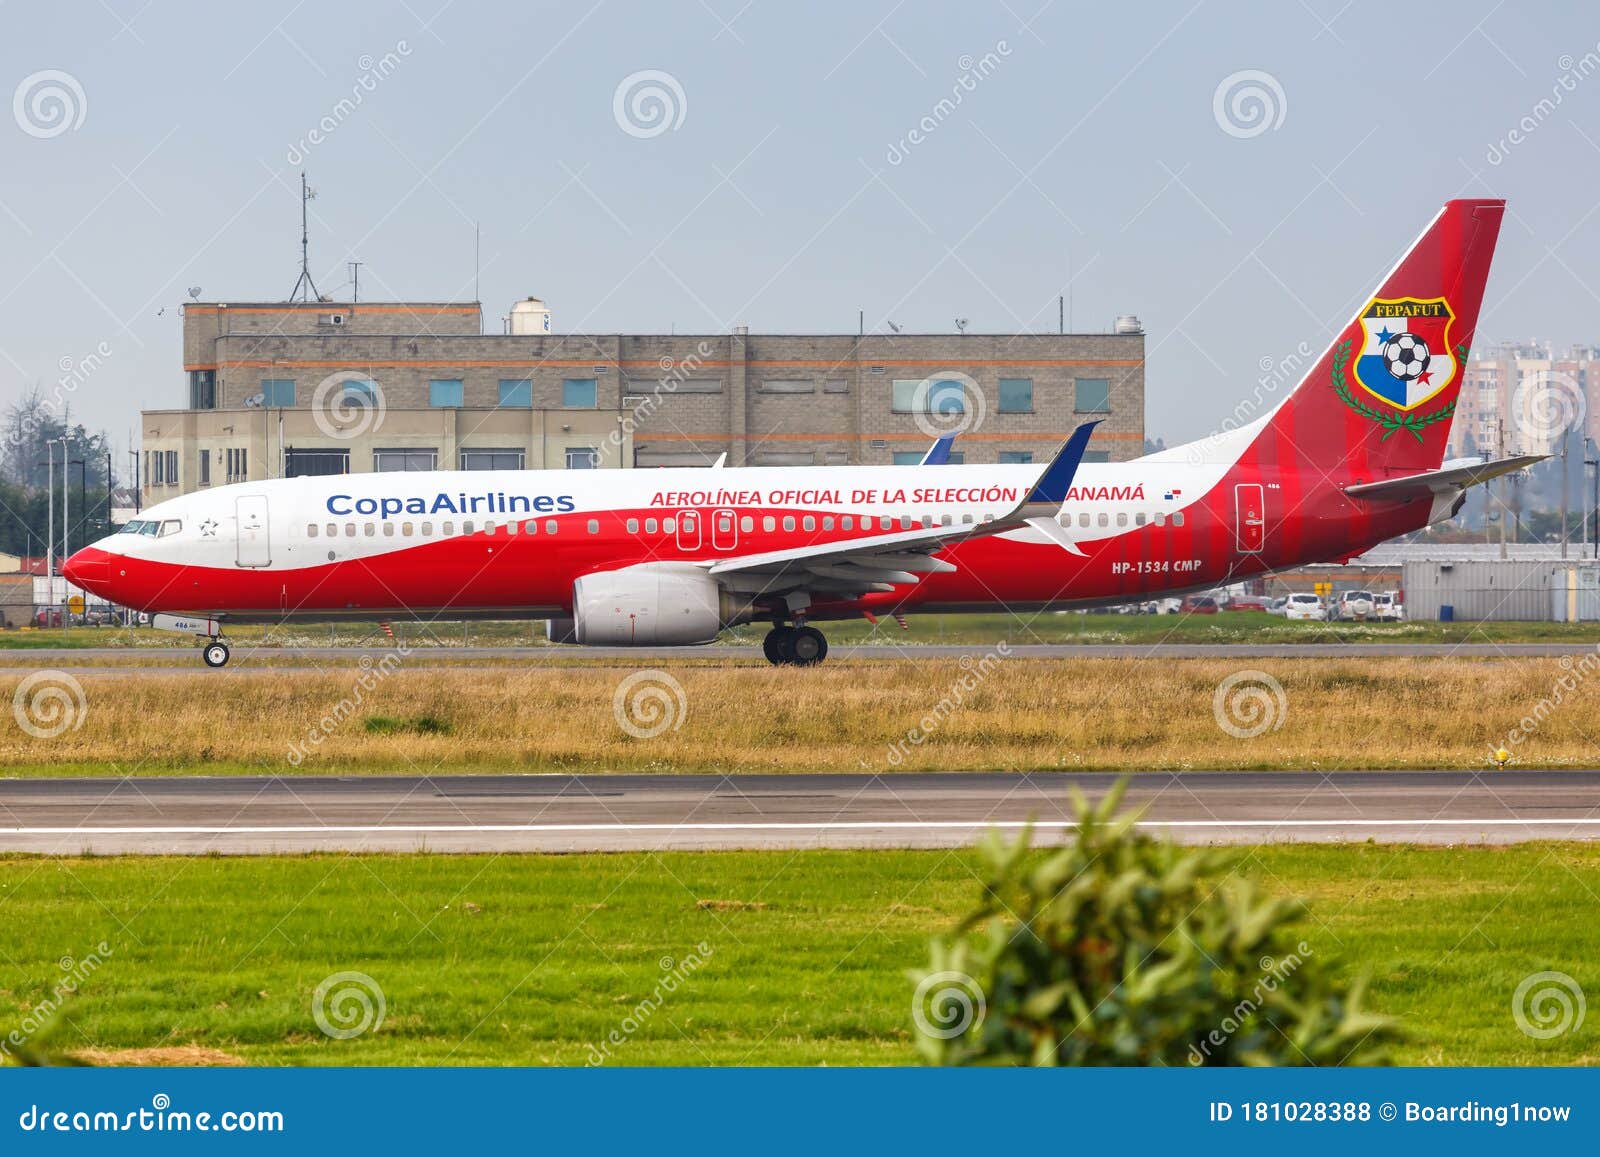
(4, 0, 1600, 462)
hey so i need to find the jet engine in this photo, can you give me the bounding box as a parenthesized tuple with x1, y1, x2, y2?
(546, 563, 752, 646)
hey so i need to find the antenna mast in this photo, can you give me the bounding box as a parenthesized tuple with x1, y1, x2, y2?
(288, 172, 321, 302)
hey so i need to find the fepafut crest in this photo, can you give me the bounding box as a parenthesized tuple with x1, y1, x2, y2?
(1330, 295, 1462, 441)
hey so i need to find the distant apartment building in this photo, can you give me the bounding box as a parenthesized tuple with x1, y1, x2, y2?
(1448, 341, 1598, 459)
(140, 298, 1146, 499)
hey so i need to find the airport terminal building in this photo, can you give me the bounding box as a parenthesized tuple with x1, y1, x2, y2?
(142, 299, 1145, 500)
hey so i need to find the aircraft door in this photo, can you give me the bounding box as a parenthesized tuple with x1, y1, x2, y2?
(1233, 483, 1265, 553)
(236, 495, 271, 567)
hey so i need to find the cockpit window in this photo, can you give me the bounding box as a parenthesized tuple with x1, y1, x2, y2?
(159, 520, 182, 537)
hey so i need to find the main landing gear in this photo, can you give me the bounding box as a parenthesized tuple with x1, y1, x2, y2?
(762, 623, 829, 666)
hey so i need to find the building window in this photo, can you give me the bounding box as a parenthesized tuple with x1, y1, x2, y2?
(566, 447, 599, 470)
(225, 447, 248, 483)
(891, 451, 923, 465)
(198, 449, 210, 486)
(285, 448, 350, 477)
(460, 448, 526, 471)
(1074, 378, 1111, 413)
(998, 378, 1033, 413)
(149, 451, 162, 485)
(562, 378, 598, 408)
(892, 378, 968, 415)
(164, 450, 178, 486)
(998, 451, 1034, 464)
(429, 379, 464, 407)
(260, 379, 295, 407)
(947, 452, 965, 464)
(373, 448, 438, 472)
(1082, 450, 1111, 463)
(498, 379, 532, 407)
(189, 369, 216, 409)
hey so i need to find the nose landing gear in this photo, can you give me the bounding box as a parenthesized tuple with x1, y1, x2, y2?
(202, 640, 232, 668)
(761, 623, 828, 666)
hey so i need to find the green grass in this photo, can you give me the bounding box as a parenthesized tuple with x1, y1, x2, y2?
(2, 844, 1596, 1066)
(6, 612, 1600, 650)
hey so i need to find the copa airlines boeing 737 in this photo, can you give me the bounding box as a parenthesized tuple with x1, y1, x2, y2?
(66, 199, 1533, 667)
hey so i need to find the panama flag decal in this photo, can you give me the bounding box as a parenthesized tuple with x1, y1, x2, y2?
(1349, 296, 1457, 411)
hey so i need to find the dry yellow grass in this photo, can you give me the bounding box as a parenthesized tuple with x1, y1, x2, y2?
(2, 657, 1597, 774)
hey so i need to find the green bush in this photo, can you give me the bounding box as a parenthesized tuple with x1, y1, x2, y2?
(910, 781, 1398, 1066)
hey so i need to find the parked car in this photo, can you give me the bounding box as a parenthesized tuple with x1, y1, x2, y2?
(1373, 593, 1404, 622)
(1266, 597, 1288, 616)
(1226, 597, 1268, 612)
(33, 608, 63, 628)
(1180, 595, 1219, 615)
(1283, 593, 1327, 622)
(1334, 590, 1377, 621)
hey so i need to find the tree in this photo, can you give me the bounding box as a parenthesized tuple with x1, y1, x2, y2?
(0, 390, 117, 555)
(911, 782, 1398, 1066)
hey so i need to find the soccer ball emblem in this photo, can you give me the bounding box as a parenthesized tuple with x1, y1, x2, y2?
(1381, 332, 1430, 381)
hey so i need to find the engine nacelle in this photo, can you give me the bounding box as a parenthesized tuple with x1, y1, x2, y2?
(550, 564, 749, 646)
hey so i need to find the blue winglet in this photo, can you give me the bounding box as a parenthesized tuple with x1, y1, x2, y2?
(920, 435, 955, 466)
(1024, 421, 1101, 505)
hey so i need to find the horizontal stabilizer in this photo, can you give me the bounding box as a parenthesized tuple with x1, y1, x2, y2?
(1344, 454, 1545, 501)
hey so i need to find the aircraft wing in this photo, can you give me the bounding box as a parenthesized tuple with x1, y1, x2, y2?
(703, 422, 1099, 597)
(1343, 454, 1545, 501)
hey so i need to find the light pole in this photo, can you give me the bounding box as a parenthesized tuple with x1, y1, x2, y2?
(1587, 445, 1600, 561)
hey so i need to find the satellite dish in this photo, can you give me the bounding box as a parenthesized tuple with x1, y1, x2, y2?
(187, 287, 202, 300)
(954, 318, 969, 335)
(887, 321, 902, 333)
(244, 393, 265, 408)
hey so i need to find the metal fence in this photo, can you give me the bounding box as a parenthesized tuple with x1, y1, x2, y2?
(1402, 560, 1600, 621)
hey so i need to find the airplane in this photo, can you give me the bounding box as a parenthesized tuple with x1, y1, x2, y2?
(65, 198, 1534, 668)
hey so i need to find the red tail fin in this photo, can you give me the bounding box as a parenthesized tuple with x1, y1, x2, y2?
(1254, 199, 1505, 477)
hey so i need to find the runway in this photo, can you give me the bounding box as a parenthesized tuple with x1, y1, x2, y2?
(0, 640, 1592, 676)
(3, 770, 1599, 854)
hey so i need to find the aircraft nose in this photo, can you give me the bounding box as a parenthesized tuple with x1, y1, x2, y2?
(62, 547, 110, 594)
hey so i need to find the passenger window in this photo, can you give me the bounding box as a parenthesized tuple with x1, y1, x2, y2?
(880, 517, 892, 530)
(383, 522, 396, 537)
(627, 518, 640, 534)
(646, 518, 658, 534)
(463, 520, 474, 535)
(1154, 512, 1166, 526)
(421, 522, 434, 537)
(662, 518, 674, 535)
(587, 519, 599, 534)
(802, 516, 815, 532)
(1057, 513, 1072, 528)
(1174, 511, 1186, 527)
(842, 516, 854, 530)
(921, 515, 933, 529)
(484, 521, 497, 535)
(741, 516, 753, 533)
(822, 516, 834, 531)
(1116, 513, 1127, 527)
(364, 523, 375, 537)
(763, 516, 776, 532)
(962, 514, 973, 525)
(1135, 512, 1146, 526)
(1079, 513, 1090, 528)
(402, 523, 414, 536)
(326, 523, 337, 537)
(546, 520, 558, 535)
(900, 516, 912, 529)
(941, 515, 952, 527)
(446, 521, 458, 536)
(1097, 513, 1109, 528)
(308, 524, 318, 538)
(343, 523, 354, 537)
(782, 516, 796, 532)
(523, 520, 537, 534)
(718, 514, 732, 534)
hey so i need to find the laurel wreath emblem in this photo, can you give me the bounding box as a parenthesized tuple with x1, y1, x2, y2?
(1330, 338, 1459, 442)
